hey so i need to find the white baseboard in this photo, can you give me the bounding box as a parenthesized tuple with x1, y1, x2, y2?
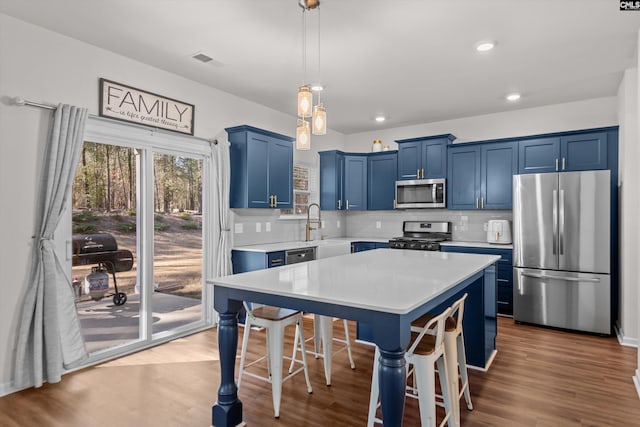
(634, 370, 640, 399)
(0, 380, 31, 397)
(615, 323, 639, 348)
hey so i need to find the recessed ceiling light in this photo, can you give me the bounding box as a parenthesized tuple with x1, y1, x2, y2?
(506, 93, 521, 102)
(311, 85, 324, 92)
(475, 41, 496, 52)
(375, 116, 386, 123)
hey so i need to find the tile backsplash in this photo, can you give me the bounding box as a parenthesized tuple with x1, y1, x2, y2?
(231, 208, 512, 247)
(344, 209, 513, 242)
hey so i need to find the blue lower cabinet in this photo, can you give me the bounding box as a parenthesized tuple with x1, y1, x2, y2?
(231, 249, 286, 322)
(441, 245, 513, 315)
(351, 241, 388, 253)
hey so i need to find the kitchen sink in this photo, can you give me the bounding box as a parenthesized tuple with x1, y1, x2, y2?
(297, 239, 351, 259)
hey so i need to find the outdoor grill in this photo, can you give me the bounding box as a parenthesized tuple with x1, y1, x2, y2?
(72, 233, 134, 305)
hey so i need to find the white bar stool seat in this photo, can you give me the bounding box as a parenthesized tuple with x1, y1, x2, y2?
(367, 307, 453, 427)
(237, 302, 313, 418)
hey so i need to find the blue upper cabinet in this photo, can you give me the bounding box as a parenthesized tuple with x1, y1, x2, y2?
(481, 142, 518, 210)
(560, 132, 608, 171)
(518, 137, 560, 174)
(226, 125, 293, 209)
(448, 141, 517, 210)
(447, 145, 481, 209)
(368, 151, 398, 210)
(518, 131, 608, 174)
(344, 155, 367, 210)
(396, 134, 454, 180)
(319, 150, 345, 210)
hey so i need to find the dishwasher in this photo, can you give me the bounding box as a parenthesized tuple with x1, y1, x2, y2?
(285, 247, 316, 264)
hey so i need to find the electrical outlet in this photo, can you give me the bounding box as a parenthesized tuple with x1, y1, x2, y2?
(255, 222, 261, 233)
(376, 221, 381, 229)
(234, 223, 243, 234)
(265, 222, 271, 232)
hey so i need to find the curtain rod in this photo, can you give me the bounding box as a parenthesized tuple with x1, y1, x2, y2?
(12, 96, 219, 145)
(12, 97, 56, 110)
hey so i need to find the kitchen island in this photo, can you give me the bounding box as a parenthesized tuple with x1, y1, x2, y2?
(210, 249, 499, 426)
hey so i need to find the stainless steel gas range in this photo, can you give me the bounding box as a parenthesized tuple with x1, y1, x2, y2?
(388, 221, 452, 251)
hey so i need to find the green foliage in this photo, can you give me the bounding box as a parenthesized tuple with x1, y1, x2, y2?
(72, 223, 98, 234)
(112, 214, 123, 222)
(154, 223, 170, 231)
(118, 221, 136, 233)
(154, 214, 165, 222)
(72, 211, 98, 223)
(127, 209, 136, 217)
(180, 212, 193, 221)
(181, 221, 200, 230)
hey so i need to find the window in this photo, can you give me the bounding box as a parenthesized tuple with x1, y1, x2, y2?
(281, 164, 317, 217)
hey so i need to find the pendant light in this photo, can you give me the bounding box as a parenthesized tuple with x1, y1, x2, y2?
(296, 0, 326, 149)
(296, 119, 311, 150)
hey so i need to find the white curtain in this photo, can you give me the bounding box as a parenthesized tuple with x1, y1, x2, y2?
(14, 104, 89, 388)
(213, 134, 232, 277)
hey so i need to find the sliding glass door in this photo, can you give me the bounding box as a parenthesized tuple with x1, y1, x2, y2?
(67, 117, 213, 360)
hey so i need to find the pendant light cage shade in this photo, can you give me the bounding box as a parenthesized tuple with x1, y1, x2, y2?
(312, 103, 326, 135)
(296, 119, 311, 150)
(297, 85, 313, 118)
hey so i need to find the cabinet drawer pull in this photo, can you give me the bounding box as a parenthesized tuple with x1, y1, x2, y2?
(271, 259, 284, 264)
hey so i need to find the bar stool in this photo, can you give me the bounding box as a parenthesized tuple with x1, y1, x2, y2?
(412, 294, 472, 426)
(289, 314, 355, 385)
(367, 307, 453, 427)
(237, 302, 313, 418)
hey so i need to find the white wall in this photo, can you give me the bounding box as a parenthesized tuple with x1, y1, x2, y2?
(344, 97, 618, 151)
(617, 68, 639, 346)
(0, 13, 345, 392)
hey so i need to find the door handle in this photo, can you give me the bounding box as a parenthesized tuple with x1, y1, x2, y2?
(431, 185, 436, 203)
(421, 168, 425, 179)
(562, 157, 566, 171)
(346, 199, 350, 210)
(269, 195, 274, 207)
(417, 169, 420, 179)
(521, 272, 600, 283)
(481, 197, 485, 209)
(559, 189, 565, 255)
(338, 199, 341, 210)
(555, 158, 559, 171)
(476, 197, 479, 209)
(552, 190, 557, 255)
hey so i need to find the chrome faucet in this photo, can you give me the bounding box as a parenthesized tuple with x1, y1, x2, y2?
(305, 203, 322, 242)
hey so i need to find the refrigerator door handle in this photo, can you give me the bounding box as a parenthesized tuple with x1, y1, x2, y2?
(521, 272, 601, 283)
(559, 189, 565, 255)
(552, 189, 558, 255)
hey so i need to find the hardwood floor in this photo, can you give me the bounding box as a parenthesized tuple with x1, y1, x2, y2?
(1, 317, 639, 426)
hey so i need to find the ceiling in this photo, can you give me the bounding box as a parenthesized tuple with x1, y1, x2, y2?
(1, 1, 639, 134)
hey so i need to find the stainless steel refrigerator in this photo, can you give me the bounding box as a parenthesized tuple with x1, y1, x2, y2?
(513, 170, 611, 334)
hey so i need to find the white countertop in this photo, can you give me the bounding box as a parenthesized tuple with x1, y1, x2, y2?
(213, 249, 500, 314)
(441, 241, 513, 250)
(233, 237, 389, 253)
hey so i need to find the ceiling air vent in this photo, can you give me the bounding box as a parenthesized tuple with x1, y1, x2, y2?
(192, 52, 214, 63)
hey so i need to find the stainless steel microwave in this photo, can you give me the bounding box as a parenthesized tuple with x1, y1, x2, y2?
(395, 178, 446, 209)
